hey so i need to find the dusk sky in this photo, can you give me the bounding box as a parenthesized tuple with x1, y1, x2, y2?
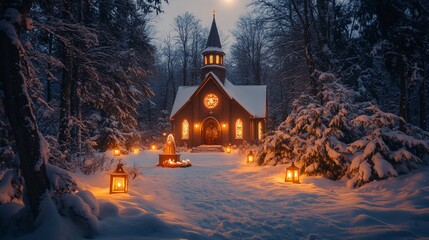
(153, 0, 252, 50)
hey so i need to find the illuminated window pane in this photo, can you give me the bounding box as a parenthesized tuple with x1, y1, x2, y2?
(182, 120, 189, 139)
(236, 119, 243, 139)
(204, 56, 207, 65)
(216, 55, 219, 64)
(220, 56, 223, 65)
(209, 55, 213, 64)
(258, 122, 263, 140)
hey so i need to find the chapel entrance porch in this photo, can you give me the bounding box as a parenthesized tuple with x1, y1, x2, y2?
(202, 118, 220, 145)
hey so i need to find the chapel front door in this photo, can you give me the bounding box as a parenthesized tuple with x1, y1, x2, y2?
(203, 119, 219, 145)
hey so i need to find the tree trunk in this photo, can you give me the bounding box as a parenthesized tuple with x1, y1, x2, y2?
(58, 49, 73, 156)
(46, 33, 53, 102)
(399, 58, 407, 131)
(0, 1, 50, 219)
(58, 0, 73, 158)
(419, 77, 427, 130)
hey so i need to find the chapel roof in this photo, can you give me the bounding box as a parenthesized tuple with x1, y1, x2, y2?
(170, 72, 267, 119)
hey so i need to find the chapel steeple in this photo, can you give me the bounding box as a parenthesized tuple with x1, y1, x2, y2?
(201, 11, 226, 83)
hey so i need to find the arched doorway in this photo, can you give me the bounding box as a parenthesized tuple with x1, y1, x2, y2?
(202, 118, 220, 145)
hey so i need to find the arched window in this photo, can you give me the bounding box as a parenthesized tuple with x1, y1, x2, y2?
(182, 120, 189, 139)
(204, 56, 208, 65)
(216, 55, 220, 64)
(209, 55, 214, 64)
(258, 122, 263, 140)
(235, 119, 243, 139)
(220, 56, 223, 65)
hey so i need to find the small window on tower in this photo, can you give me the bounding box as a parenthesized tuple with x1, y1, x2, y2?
(216, 55, 220, 64)
(258, 122, 263, 140)
(209, 55, 214, 64)
(204, 56, 208, 65)
(220, 56, 223, 65)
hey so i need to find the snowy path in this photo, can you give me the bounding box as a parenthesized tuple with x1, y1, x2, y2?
(77, 151, 429, 240)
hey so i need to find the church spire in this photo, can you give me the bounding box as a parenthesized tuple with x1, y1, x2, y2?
(206, 10, 222, 49)
(202, 11, 226, 83)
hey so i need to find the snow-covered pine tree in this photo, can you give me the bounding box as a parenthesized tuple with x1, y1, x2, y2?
(257, 72, 429, 187)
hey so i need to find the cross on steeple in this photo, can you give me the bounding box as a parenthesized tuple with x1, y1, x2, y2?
(212, 9, 216, 18)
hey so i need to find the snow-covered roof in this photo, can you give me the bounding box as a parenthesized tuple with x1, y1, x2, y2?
(170, 86, 198, 119)
(170, 72, 267, 119)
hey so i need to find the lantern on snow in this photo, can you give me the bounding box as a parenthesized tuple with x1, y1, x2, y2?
(151, 144, 156, 150)
(285, 162, 300, 184)
(113, 148, 121, 156)
(131, 146, 140, 154)
(247, 151, 255, 163)
(109, 160, 129, 194)
(225, 144, 231, 153)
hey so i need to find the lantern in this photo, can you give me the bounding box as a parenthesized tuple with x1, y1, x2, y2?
(285, 162, 300, 184)
(131, 146, 140, 154)
(162, 132, 167, 136)
(151, 145, 156, 150)
(247, 151, 255, 163)
(113, 148, 120, 156)
(225, 144, 231, 153)
(109, 161, 129, 194)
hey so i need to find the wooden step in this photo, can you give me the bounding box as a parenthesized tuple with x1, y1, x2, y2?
(191, 145, 224, 153)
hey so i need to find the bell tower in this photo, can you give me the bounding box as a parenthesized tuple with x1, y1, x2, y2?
(201, 10, 227, 83)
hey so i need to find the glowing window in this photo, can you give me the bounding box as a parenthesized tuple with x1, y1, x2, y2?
(220, 56, 223, 65)
(209, 55, 213, 64)
(235, 119, 243, 139)
(258, 122, 263, 140)
(182, 120, 189, 139)
(204, 56, 207, 65)
(204, 94, 219, 109)
(216, 55, 220, 64)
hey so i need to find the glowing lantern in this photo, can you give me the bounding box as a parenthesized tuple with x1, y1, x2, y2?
(285, 162, 300, 184)
(109, 161, 128, 194)
(131, 146, 140, 154)
(225, 144, 231, 153)
(247, 151, 255, 163)
(151, 145, 156, 150)
(163, 132, 167, 136)
(113, 148, 120, 156)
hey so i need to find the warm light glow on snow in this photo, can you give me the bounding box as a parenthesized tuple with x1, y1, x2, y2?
(132, 147, 139, 154)
(151, 145, 156, 150)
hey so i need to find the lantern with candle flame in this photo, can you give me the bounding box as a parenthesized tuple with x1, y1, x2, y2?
(247, 151, 255, 163)
(285, 162, 300, 184)
(131, 146, 140, 154)
(225, 144, 231, 153)
(109, 160, 129, 194)
(113, 148, 121, 156)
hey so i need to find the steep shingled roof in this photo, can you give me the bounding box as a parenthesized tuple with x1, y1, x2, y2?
(206, 16, 222, 48)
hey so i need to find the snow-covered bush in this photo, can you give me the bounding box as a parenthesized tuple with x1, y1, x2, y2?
(258, 73, 429, 186)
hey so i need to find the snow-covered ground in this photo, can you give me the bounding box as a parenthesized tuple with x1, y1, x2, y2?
(74, 150, 429, 240)
(2, 150, 428, 239)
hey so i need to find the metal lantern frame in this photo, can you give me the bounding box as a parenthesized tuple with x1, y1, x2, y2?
(225, 144, 232, 153)
(247, 151, 255, 163)
(109, 161, 129, 194)
(113, 148, 121, 156)
(285, 162, 300, 184)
